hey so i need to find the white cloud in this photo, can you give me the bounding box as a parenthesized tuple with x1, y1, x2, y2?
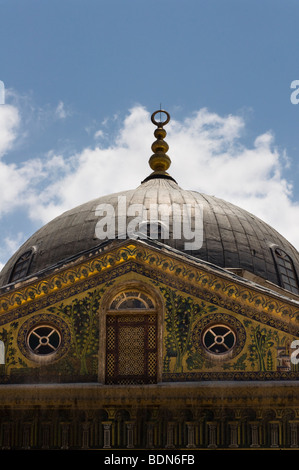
(55, 101, 70, 119)
(94, 129, 104, 139)
(0, 103, 33, 217)
(26, 106, 154, 222)
(189, 118, 297, 248)
(0, 104, 20, 157)
(1, 104, 299, 257)
(168, 109, 299, 248)
(0, 232, 25, 270)
(0, 156, 47, 217)
(40, 106, 299, 249)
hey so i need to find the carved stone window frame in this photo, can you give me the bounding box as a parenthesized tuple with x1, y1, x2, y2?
(98, 281, 164, 384)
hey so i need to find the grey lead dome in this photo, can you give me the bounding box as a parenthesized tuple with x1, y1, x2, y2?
(1, 177, 299, 288)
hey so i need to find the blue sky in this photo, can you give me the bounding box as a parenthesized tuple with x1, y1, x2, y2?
(1, 0, 299, 269)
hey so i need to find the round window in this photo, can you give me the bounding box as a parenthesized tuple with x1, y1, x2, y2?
(202, 324, 236, 355)
(18, 314, 70, 363)
(27, 325, 61, 356)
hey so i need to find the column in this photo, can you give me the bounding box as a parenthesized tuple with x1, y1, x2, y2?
(228, 421, 239, 448)
(2, 423, 10, 450)
(22, 423, 31, 450)
(290, 421, 299, 448)
(249, 422, 260, 448)
(207, 422, 217, 448)
(42, 423, 50, 449)
(186, 422, 196, 448)
(103, 421, 112, 449)
(269, 421, 280, 448)
(82, 423, 90, 449)
(126, 421, 135, 449)
(165, 422, 175, 449)
(146, 422, 154, 449)
(61, 423, 70, 450)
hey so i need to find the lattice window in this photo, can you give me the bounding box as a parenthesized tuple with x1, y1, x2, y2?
(274, 248, 299, 294)
(105, 314, 157, 385)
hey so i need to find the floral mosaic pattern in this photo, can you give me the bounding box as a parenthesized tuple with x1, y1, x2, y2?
(0, 241, 297, 383)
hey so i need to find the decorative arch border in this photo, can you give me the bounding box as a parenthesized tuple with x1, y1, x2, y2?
(98, 279, 165, 384)
(1, 241, 299, 325)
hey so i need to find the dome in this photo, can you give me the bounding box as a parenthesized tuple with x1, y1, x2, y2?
(1, 176, 299, 288)
(1, 110, 299, 293)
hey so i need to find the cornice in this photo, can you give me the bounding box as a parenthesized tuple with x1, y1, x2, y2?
(0, 382, 298, 409)
(0, 241, 298, 332)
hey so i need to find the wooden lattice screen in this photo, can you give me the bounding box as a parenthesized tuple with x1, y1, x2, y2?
(105, 314, 157, 384)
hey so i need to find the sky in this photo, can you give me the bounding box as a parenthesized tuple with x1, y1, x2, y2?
(1, 0, 299, 270)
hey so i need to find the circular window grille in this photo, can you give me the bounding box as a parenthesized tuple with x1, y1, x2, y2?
(27, 325, 61, 356)
(18, 314, 70, 363)
(202, 324, 236, 355)
(191, 313, 246, 360)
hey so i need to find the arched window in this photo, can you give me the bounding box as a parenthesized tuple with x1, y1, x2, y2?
(109, 291, 155, 310)
(105, 290, 158, 385)
(9, 249, 34, 283)
(274, 248, 299, 294)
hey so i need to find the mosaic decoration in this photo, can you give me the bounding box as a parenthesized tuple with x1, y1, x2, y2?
(0, 240, 298, 383)
(159, 285, 298, 379)
(0, 288, 107, 382)
(47, 288, 104, 375)
(160, 286, 218, 373)
(1, 241, 299, 327)
(0, 321, 24, 376)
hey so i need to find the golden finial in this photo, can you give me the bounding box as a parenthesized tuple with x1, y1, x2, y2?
(142, 109, 176, 183)
(149, 110, 171, 173)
